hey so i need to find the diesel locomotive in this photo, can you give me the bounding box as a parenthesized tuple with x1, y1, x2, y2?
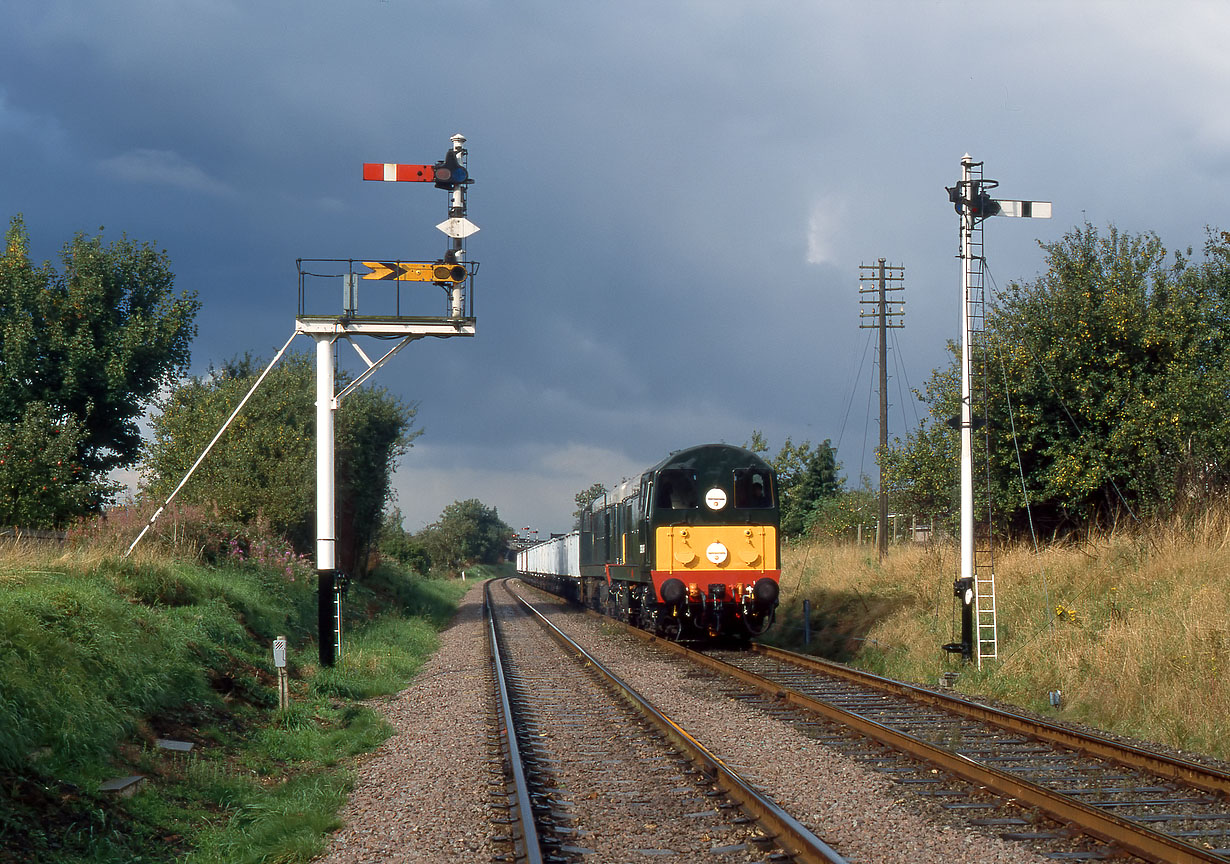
(516, 443, 781, 640)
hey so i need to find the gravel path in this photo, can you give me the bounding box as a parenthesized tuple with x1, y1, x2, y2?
(314, 582, 495, 863)
(315, 581, 1055, 863)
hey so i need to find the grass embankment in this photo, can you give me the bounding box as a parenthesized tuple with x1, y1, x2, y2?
(0, 543, 499, 863)
(766, 521, 1230, 761)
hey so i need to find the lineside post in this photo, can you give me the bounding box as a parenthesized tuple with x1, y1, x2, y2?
(858, 259, 905, 563)
(306, 132, 479, 667)
(314, 332, 342, 667)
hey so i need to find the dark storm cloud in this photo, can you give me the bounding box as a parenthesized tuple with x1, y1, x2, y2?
(4, 1, 1230, 533)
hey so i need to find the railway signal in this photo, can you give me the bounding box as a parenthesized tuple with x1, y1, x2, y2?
(361, 260, 468, 283)
(309, 133, 478, 666)
(362, 162, 436, 182)
(127, 134, 480, 671)
(362, 145, 470, 191)
(364, 133, 478, 319)
(943, 154, 1050, 669)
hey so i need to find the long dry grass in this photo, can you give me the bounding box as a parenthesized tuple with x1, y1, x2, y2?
(772, 514, 1230, 760)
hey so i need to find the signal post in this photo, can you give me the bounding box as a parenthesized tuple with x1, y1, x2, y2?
(299, 133, 479, 667)
(942, 154, 1049, 667)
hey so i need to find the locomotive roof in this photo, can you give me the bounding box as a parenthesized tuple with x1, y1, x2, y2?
(647, 443, 773, 475)
(600, 444, 773, 507)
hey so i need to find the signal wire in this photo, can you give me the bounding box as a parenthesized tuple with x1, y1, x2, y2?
(979, 263, 1077, 664)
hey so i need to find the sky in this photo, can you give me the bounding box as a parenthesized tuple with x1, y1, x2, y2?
(5, 1, 1230, 539)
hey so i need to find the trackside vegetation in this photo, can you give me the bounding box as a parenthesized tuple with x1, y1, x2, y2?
(767, 518, 1230, 762)
(0, 215, 200, 527)
(0, 536, 486, 864)
(886, 224, 1230, 535)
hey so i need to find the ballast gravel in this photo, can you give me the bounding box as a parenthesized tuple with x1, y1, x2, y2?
(315, 581, 1054, 864)
(314, 584, 496, 863)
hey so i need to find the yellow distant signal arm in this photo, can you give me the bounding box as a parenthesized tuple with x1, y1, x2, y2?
(361, 261, 467, 283)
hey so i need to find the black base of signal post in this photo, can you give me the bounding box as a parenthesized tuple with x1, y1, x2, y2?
(942, 576, 975, 662)
(318, 570, 340, 667)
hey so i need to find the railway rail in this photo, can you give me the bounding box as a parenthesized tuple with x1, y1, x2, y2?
(590, 604, 1230, 863)
(485, 578, 849, 863)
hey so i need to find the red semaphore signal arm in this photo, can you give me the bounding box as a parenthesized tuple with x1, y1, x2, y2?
(362, 163, 436, 182)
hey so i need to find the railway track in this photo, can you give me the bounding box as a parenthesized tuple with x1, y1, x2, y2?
(484, 578, 849, 863)
(585, 604, 1230, 863)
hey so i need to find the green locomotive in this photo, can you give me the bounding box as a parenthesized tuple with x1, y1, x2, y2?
(518, 443, 781, 640)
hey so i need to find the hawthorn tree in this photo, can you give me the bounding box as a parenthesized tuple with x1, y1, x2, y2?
(0, 215, 199, 507)
(886, 224, 1230, 532)
(141, 352, 420, 575)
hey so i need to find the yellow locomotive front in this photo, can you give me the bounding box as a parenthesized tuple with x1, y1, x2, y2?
(581, 444, 780, 640)
(647, 446, 780, 638)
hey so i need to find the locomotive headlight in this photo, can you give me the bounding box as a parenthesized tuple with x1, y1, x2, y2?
(744, 528, 753, 537)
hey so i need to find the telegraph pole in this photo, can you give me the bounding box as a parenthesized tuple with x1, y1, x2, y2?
(858, 259, 904, 561)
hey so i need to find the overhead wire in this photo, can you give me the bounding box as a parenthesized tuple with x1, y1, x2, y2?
(980, 262, 1058, 659)
(834, 325, 877, 471)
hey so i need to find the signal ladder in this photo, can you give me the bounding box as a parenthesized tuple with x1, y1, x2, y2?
(963, 160, 998, 666)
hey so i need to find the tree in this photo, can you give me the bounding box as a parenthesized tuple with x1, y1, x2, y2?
(572, 481, 608, 529)
(744, 430, 770, 454)
(417, 499, 513, 570)
(0, 403, 113, 529)
(886, 224, 1230, 532)
(748, 434, 842, 537)
(377, 508, 432, 575)
(141, 352, 420, 575)
(771, 438, 841, 536)
(0, 215, 199, 502)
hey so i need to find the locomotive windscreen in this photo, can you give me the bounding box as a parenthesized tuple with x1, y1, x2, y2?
(733, 468, 774, 508)
(655, 469, 698, 509)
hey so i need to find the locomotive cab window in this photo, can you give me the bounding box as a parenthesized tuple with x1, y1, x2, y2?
(655, 469, 698, 509)
(733, 468, 774, 508)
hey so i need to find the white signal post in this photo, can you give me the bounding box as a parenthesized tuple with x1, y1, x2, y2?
(301, 132, 478, 667)
(124, 136, 478, 665)
(949, 154, 1050, 667)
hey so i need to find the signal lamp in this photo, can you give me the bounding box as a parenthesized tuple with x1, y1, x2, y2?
(946, 182, 1001, 218)
(433, 149, 468, 190)
(433, 263, 467, 282)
